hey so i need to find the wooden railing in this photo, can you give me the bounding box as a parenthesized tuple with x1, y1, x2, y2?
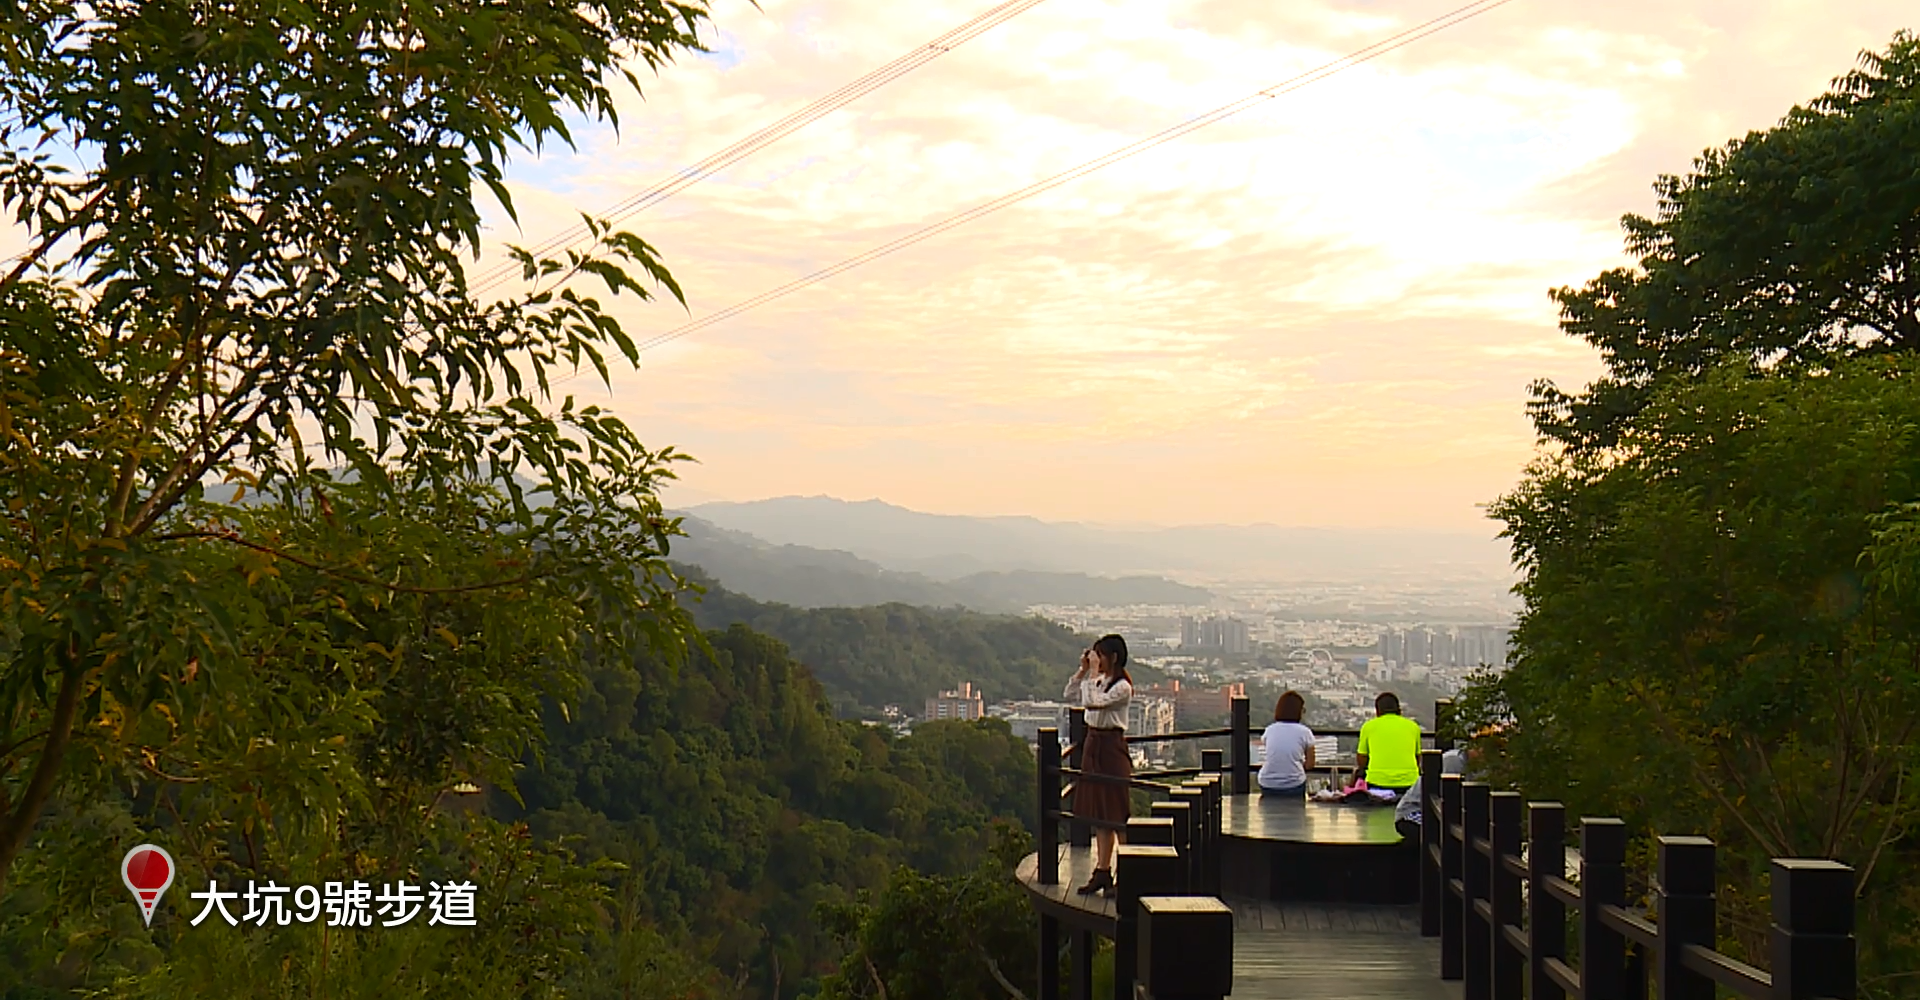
(1028, 703, 1862, 1000)
(1417, 748, 1859, 1000)
(1036, 720, 1228, 1000)
(1059, 696, 1446, 810)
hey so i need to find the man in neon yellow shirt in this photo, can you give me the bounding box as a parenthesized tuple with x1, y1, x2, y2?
(1355, 692, 1422, 792)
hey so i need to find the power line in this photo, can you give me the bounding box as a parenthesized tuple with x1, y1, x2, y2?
(468, 0, 1055, 297)
(613, 0, 1518, 362)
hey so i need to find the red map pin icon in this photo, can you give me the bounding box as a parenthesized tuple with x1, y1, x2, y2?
(121, 844, 175, 927)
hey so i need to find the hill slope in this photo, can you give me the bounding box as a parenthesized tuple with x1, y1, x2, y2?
(672, 568, 1097, 714)
(667, 513, 1213, 612)
(689, 495, 1515, 582)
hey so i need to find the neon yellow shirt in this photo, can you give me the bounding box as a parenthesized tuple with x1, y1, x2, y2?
(1357, 713, 1422, 787)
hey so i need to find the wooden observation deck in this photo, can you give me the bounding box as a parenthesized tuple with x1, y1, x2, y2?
(1020, 698, 1862, 1000)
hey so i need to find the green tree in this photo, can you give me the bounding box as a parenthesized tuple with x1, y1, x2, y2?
(816, 822, 1038, 1000)
(1482, 357, 1920, 984)
(1529, 30, 1920, 452)
(0, 0, 709, 897)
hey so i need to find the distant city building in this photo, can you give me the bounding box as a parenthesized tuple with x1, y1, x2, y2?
(1128, 695, 1177, 738)
(925, 682, 985, 722)
(1366, 655, 1390, 682)
(1138, 679, 1246, 725)
(1404, 628, 1431, 666)
(1180, 615, 1250, 654)
(995, 700, 1068, 742)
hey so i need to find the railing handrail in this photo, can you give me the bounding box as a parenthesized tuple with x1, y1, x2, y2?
(1421, 745, 1858, 1000)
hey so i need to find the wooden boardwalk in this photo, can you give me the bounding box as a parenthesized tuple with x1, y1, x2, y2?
(1018, 845, 1460, 1000)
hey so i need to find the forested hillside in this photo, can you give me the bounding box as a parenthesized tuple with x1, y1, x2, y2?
(498, 625, 1040, 999)
(669, 515, 1214, 613)
(671, 567, 1107, 714)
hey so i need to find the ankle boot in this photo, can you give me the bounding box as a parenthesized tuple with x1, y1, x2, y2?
(1076, 868, 1112, 895)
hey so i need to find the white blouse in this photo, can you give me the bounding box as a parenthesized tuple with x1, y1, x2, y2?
(1064, 675, 1133, 730)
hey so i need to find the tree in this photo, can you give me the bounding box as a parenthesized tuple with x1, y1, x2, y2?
(816, 822, 1039, 1000)
(1529, 30, 1920, 452)
(0, 0, 712, 897)
(1482, 356, 1920, 982)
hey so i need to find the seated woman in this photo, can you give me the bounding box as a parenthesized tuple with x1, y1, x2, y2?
(1256, 691, 1316, 798)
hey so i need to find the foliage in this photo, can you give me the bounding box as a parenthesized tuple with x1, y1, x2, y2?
(502, 624, 1042, 999)
(815, 822, 1038, 1000)
(1529, 30, 1920, 452)
(1481, 356, 1920, 983)
(673, 567, 1094, 715)
(0, 0, 714, 897)
(0, 481, 674, 998)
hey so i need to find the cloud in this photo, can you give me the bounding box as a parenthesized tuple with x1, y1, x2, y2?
(36, 0, 1894, 533)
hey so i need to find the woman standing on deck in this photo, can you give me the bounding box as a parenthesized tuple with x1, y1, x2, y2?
(1065, 633, 1133, 896)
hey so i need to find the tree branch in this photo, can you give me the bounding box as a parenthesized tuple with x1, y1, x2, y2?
(981, 950, 1030, 1000)
(0, 663, 84, 895)
(1629, 680, 1790, 857)
(152, 528, 544, 595)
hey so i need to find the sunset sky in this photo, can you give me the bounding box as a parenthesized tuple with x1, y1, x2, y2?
(487, 0, 1910, 532)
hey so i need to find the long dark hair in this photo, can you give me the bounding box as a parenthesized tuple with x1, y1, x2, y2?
(1092, 634, 1131, 688)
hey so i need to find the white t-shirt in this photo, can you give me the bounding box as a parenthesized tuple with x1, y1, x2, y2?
(1258, 721, 1316, 789)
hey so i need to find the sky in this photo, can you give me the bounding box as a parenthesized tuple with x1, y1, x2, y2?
(32, 1, 1910, 535)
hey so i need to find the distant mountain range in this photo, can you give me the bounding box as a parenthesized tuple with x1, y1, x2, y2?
(681, 495, 1515, 584)
(665, 514, 1214, 612)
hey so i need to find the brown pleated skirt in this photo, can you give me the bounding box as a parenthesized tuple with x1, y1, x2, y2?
(1076, 727, 1132, 827)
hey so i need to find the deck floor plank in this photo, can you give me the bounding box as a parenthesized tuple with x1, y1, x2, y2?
(1021, 844, 1459, 1000)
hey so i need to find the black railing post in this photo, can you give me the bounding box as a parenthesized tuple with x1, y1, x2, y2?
(1136, 897, 1233, 1000)
(1200, 747, 1223, 779)
(1070, 931, 1094, 1000)
(1039, 908, 1060, 1000)
(1435, 698, 1455, 751)
(1114, 845, 1185, 1000)
(1150, 800, 1192, 886)
(1527, 802, 1567, 1000)
(1419, 749, 1444, 938)
(1202, 775, 1224, 895)
(1656, 837, 1716, 1000)
(1580, 818, 1629, 1000)
(1490, 791, 1524, 1000)
(1463, 782, 1493, 1000)
(1441, 773, 1465, 981)
(1229, 696, 1252, 795)
(1068, 709, 1091, 849)
(1770, 859, 1855, 1000)
(1128, 816, 1176, 849)
(1171, 786, 1205, 892)
(1038, 727, 1060, 885)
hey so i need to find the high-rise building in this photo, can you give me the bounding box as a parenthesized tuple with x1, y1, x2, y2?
(1190, 615, 1251, 654)
(925, 682, 985, 722)
(1453, 626, 1514, 669)
(1377, 629, 1404, 662)
(1457, 628, 1484, 668)
(1405, 628, 1431, 666)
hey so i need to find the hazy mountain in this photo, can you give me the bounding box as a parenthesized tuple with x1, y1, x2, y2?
(686, 495, 1515, 583)
(666, 513, 1212, 611)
